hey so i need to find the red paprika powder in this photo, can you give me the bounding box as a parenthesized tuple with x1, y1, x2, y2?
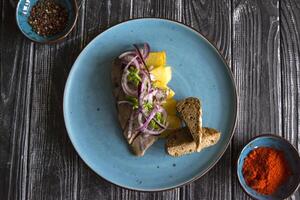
(242, 147, 291, 195)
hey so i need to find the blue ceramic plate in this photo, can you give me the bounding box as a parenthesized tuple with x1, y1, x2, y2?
(237, 135, 300, 200)
(63, 18, 237, 191)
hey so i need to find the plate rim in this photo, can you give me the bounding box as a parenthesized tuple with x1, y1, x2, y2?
(63, 17, 238, 192)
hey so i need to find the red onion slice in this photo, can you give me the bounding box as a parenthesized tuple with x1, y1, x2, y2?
(137, 105, 168, 135)
(119, 51, 136, 59)
(118, 44, 170, 136)
(141, 43, 150, 59)
(136, 106, 158, 132)
(121, 70, 138, 96)
(123, 55, 138, 71)
(139, 109, 168, 129)
(117, 100, 132, 105)
(121, 56, 141, 96)
(142, 127, 166, 135)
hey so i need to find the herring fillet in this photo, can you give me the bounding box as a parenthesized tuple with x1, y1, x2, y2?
(111, 59, 137, 143)
(111, 59, 157, 156)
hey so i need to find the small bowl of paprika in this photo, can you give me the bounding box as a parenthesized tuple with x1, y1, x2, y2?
(237, 134, 300, 200)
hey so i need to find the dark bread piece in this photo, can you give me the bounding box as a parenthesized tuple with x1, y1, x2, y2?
(166, 127, 221, 157)
(176, 97, 202, 151)
(166, 127, 195, 157)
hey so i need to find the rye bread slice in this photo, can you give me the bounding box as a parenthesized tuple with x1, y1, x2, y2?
(199, 128, 221, 150)
(165, 127, 195, 157)
(166, 127, 221, 157)
(176, 97, 202, 151)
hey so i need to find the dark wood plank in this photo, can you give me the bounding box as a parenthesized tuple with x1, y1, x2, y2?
(280, 0, 300, 199)
(0, 0, 35, 199)
(181, 0, 233, 199)
(232, 0, 280, 199)
(2, 0, 300, 199)
(24, 7, 85, 200)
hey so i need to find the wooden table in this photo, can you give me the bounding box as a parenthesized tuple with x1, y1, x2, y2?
(1, 0, 299, 199)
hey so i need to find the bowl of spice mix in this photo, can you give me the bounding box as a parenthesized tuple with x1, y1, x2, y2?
(16, 0, 78, 43)
(237, 134, 300, 200)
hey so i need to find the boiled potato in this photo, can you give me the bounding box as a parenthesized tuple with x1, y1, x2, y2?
(159, 115, 182, 138)
(150, 66, 172, 87)
(146, 51, 166, 68)
(163, 98, 177, 115)
(167, 115, 181, 129)
(167, 88, 175, 99)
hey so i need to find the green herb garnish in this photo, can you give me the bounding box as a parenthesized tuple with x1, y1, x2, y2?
(126, 96, 138, 109)
(150, 119, 159, 129)
(127, 66, 141, 86)
(154, 112, 163, 123)
(149, 112, 164, 129)
(143, 101, 153, 112)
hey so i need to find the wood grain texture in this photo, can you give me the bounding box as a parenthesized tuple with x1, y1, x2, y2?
(181, 0, 232, 199)
(0, 0, 34, 198)
(280, 0, 300, 199)
(1, 0, 300, 199)
(109, 1, 182, 200)
(232, 0, 281, 199)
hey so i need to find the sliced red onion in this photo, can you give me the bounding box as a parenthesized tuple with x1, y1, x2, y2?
(142, 127, 167, 135)
(154, 89, 167, 103)
(123, 55, 138, 71)
(121, 56, 142, 96)
(136, 106, 158, 132)
(141, 89, 157, 105)
(139, 70, 151, 91)
(140, 75, 147, 92)
(134, 60, 143, 72)
(119, 47, 148, 64)
(155, 105, 168, 126)
(133, 44, 150, 74)
(119, 51, 136, 59)
(139, 110, 168, 129)
(138, 73, 152, 107)
(137, 105, 168, 134)
(149, 105, 168, 130)
(141, 43, 150, 59)
(121, 70, 138, 96)
(117, 100, 132, 105)
(138, 76, 146, 107)
(140, 75, 151, 94)
(118, 44, 171, 136)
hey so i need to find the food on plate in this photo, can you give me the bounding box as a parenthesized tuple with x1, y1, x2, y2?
(176, 97, 203, 151)
(166, 127, 221, 157)
(111, 43, 180, 156)
(145, 51, 166, 67)
(112, 43, 220, 157)
(166, 97, 221, 157)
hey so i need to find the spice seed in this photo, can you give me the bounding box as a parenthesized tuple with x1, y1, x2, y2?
(28, 0, 68, 37)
